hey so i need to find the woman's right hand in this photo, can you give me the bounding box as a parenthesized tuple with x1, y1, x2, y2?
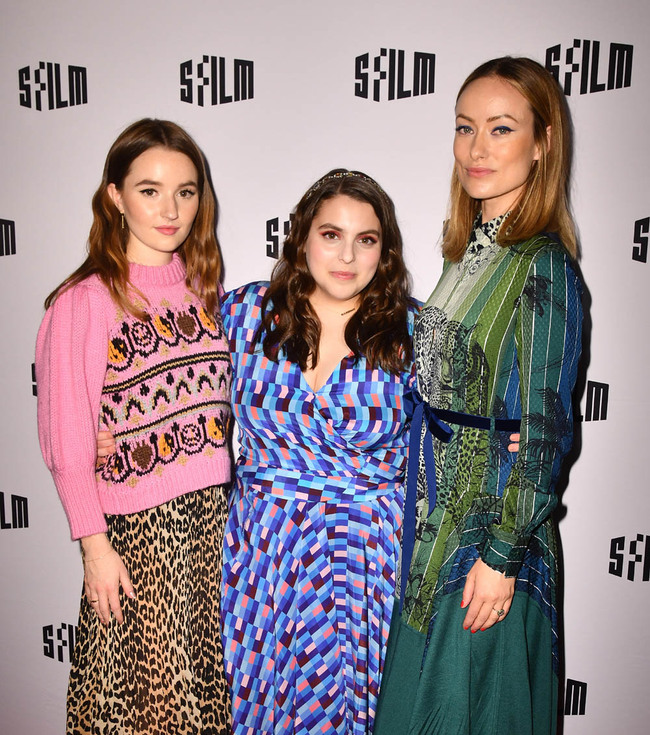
(80, 532, 135, 625)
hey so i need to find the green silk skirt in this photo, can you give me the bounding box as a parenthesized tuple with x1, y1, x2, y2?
(374, 589, 558, 735)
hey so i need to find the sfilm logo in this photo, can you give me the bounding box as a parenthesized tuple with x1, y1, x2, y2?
(564, 679, 587, 716)
(632, 217, 649, 263)
(545, 40, 633, 96)
(355, 49, 435, 102)
(43, 623, 78, 663)
(0, 491, 29, 529)
(1, 219, 16, 257)
(19, 62, 88, 110)
(266, 215, 293, 259)
(582, 380, 608, 421)
(180, 56, 254, 106)
(609, 534, 650, 581)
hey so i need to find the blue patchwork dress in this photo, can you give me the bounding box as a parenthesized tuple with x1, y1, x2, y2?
(221, 282, 416, 734)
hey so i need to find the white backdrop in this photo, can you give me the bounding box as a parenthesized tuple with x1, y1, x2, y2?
(1, 1, 649, 732)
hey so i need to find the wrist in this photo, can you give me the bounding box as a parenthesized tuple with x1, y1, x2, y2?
(80, 532, 113, 559)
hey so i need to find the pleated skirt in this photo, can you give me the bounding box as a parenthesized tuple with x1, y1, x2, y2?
(375, 589, 558, 735)
(66, 485, 231, 734)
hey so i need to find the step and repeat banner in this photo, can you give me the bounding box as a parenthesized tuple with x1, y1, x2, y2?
(1, 1, 648, 732)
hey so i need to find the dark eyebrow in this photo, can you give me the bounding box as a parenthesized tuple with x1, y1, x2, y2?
(317, 223, 381, 237)
(455, 113, 520, 124)
(134, 179, 198, 187)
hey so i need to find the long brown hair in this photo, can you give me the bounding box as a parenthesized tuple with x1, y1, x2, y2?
(443, 56, 577, 261)
(259, 169, 415, 374)
(45, 118, 221, 318)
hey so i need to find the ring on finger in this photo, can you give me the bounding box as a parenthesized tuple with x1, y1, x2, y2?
(493, 607, 505, 618)
(89, 598, 99, 604)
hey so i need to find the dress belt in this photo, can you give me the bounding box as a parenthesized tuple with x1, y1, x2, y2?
(399, 389, 521, 612)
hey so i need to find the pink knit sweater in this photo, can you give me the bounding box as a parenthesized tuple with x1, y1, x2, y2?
(36, 255, 232, 540)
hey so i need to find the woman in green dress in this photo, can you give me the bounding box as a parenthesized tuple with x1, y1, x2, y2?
(375, 57, 582, 735)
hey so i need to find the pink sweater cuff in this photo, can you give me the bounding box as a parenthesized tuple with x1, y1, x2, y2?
(53, 467, 109, 540)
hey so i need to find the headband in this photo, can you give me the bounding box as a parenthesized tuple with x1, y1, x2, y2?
(304, 171, 384, 199)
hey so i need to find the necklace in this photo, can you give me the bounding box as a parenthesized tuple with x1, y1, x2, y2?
(309, 298, 358, 318)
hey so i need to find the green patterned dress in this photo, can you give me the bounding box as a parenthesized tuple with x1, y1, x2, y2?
(375, 216, 582, 735)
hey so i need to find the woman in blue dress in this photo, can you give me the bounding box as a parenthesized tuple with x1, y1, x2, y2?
(220, 169, 418, 734)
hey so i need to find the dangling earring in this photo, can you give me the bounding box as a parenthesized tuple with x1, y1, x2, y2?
(120, 212, 126, 230)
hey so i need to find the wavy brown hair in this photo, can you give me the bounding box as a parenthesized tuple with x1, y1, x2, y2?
(443, 56, 577, 261)
(258, 169, 415, 374)
(45, 118, 221, 318)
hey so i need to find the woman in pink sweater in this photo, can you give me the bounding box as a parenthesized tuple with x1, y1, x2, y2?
(36, 119, 232, 734)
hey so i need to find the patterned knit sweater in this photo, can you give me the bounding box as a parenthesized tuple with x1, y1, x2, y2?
(36, 255, 232, 540)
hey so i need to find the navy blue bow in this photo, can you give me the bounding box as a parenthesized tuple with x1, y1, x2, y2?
(399, 390, 453, 612)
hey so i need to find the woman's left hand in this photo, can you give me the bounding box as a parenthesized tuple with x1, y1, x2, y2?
(461, 557, 515, 633)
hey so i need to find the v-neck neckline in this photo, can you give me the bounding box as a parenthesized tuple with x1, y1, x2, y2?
(298, 351, 354, 394)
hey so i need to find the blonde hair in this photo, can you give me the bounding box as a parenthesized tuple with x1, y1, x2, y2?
(443, 57, 577, 261)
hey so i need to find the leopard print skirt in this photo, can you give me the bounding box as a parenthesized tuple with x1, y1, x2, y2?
(67, 485, 231, 734)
